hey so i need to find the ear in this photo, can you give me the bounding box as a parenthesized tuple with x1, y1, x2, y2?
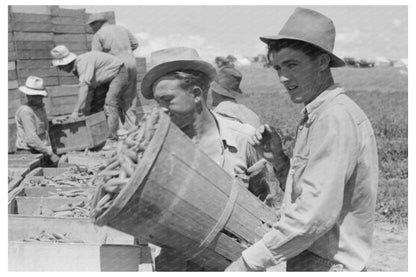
(192, 86, 203, 103)
(318, 53, 331, 71)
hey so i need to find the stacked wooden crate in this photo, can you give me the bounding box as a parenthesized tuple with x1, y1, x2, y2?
(8, 166, 154, 271)
(8, 5, 145, 152)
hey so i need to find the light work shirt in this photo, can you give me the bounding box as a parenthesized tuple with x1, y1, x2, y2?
(242, 85, 379, 271)
(15, 104, 53, 156)
(214, 101, 262, 129)
(91, 23, 138, 55)
(74, 52, 123, 88)
(206, 112, 270, 199)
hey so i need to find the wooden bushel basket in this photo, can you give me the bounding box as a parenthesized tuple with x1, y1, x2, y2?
(94, 111, 279, 271)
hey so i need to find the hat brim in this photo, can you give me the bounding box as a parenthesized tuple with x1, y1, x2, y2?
(141, 60, 217, 99)
(210, 81, 242, 99)
(259, 35, 345, 68)
(19, 86, 47, 96)
(51, 53, 77, 67)
(86, 18, 107, 25)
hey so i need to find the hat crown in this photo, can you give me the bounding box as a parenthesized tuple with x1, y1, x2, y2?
(25, 76, 45, 90)
(51, 45, 70, 60)
(150, 47, 204, 69)
(87, 13, 108, 24)
(215, 67, 242, 91)
(279, 7, 336, 52)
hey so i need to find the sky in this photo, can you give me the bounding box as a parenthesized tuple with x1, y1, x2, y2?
(64, 5, 408, 62)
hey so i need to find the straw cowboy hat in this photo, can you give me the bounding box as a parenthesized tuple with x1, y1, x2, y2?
(50, 45, 77, 67)
(86, 13, 108, 25)
(141, 47, 217, 99)
(18, 76, 48, 96)
(260, 7, 345, 67)
(210, 67, 243, 99)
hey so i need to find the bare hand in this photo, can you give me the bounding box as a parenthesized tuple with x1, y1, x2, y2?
(68, 111, 79, 122)
(50, 153, 60, 164)
(248, 124, 284, 163)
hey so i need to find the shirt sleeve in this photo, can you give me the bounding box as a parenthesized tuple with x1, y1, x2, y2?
(127, 29, 139, 51)
(19, 108, 53, 156)
(91, 33, 104, 52)
(242, 107, 359, 270)
(76, 59, 94, 87)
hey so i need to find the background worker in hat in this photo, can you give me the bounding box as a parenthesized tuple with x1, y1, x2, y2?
(51, 45, 130, 146)
(15, 76, 60, 165)
(87, 12, 139, 130)
(141, 46, 288, 271)
(225, 7, 378, 272)
(211, 66, 261, 128)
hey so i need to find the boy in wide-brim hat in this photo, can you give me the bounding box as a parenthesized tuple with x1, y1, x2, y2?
(141, 46, 284, 271)
(15, 76, 60, 164)
(226, 7, 378, 272)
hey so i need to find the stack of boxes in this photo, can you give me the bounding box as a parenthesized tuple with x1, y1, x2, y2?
(7, 6, 148, 153)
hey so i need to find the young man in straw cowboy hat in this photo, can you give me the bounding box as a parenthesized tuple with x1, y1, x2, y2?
(211, 66, 261, 128)
(141, 46, 289, 271)
(15, 76, 60, 164)
(50, 45, 131, 147)
(87, 12, 140, 131)
(225, 7, 378, 272)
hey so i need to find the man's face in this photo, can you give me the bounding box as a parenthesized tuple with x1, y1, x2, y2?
(26, 95, 44, 106)
(153, 77, 197, 130)
(58, 63, 74, 73)
(270, 47, 322, 105)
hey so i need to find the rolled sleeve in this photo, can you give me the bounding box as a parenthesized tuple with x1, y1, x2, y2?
(242, 107, 359, 269)
(76, 60, 94, 86)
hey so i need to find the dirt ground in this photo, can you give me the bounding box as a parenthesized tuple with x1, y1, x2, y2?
(267, 222, 408, 272)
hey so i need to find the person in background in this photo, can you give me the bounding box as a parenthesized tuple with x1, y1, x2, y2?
(211, 66, 261, 128)
(15, 76, 59, 165)
(225, 7, 378, 272)
(50, 45, 130, 148)
(141, 46, 289, 271)
(87, 13, 139, 130)
(214, 56, 231, 70)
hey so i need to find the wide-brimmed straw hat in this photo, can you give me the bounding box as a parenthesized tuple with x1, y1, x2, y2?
(86, 13, 108, 25)
(18, 76, 47, 96)
(260, 7, 345, 67)
(210, 67, 243, 99)
(141, 47, 217, 99)
(50, 45, 77, 67)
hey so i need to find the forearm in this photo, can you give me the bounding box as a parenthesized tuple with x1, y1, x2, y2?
(72, 85, 89, 113)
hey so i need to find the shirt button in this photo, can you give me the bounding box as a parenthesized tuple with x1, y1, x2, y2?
(289, 169, 295, 175)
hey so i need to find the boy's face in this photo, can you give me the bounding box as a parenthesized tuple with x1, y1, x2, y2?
(153, 76, 197, 130)
(270, 47, 323, 105)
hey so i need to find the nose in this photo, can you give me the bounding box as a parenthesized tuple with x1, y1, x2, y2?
(279, 75, 290, 83)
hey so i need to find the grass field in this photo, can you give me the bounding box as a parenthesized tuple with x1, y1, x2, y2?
(235, 64, 408, 225)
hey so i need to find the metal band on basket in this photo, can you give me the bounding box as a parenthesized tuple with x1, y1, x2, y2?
(188, 178, 240, 261)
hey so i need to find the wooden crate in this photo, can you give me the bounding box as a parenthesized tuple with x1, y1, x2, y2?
(11, 12, 51, 23)
(12, 21, 53, 33)
(53, 24, 86, 34)
(54, 34, 87, 43)
(46, 85, 79, 116)
(17, 50, 53, 60)
(52, 16, 85, 25)
(8, 154, 43, 169)
(18, 67, 59, 79)
(10, 5, 53, 15)
(49, 111, 108, 154)
(8, 215, 135, 245)
(9, 242, 141, 271)
(15, 196, 88, 216)
(51, 6, 85, 18)
(25, 167, 71, 178)
(13, 31, 54, 41)
(17, 59, 54, 69)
